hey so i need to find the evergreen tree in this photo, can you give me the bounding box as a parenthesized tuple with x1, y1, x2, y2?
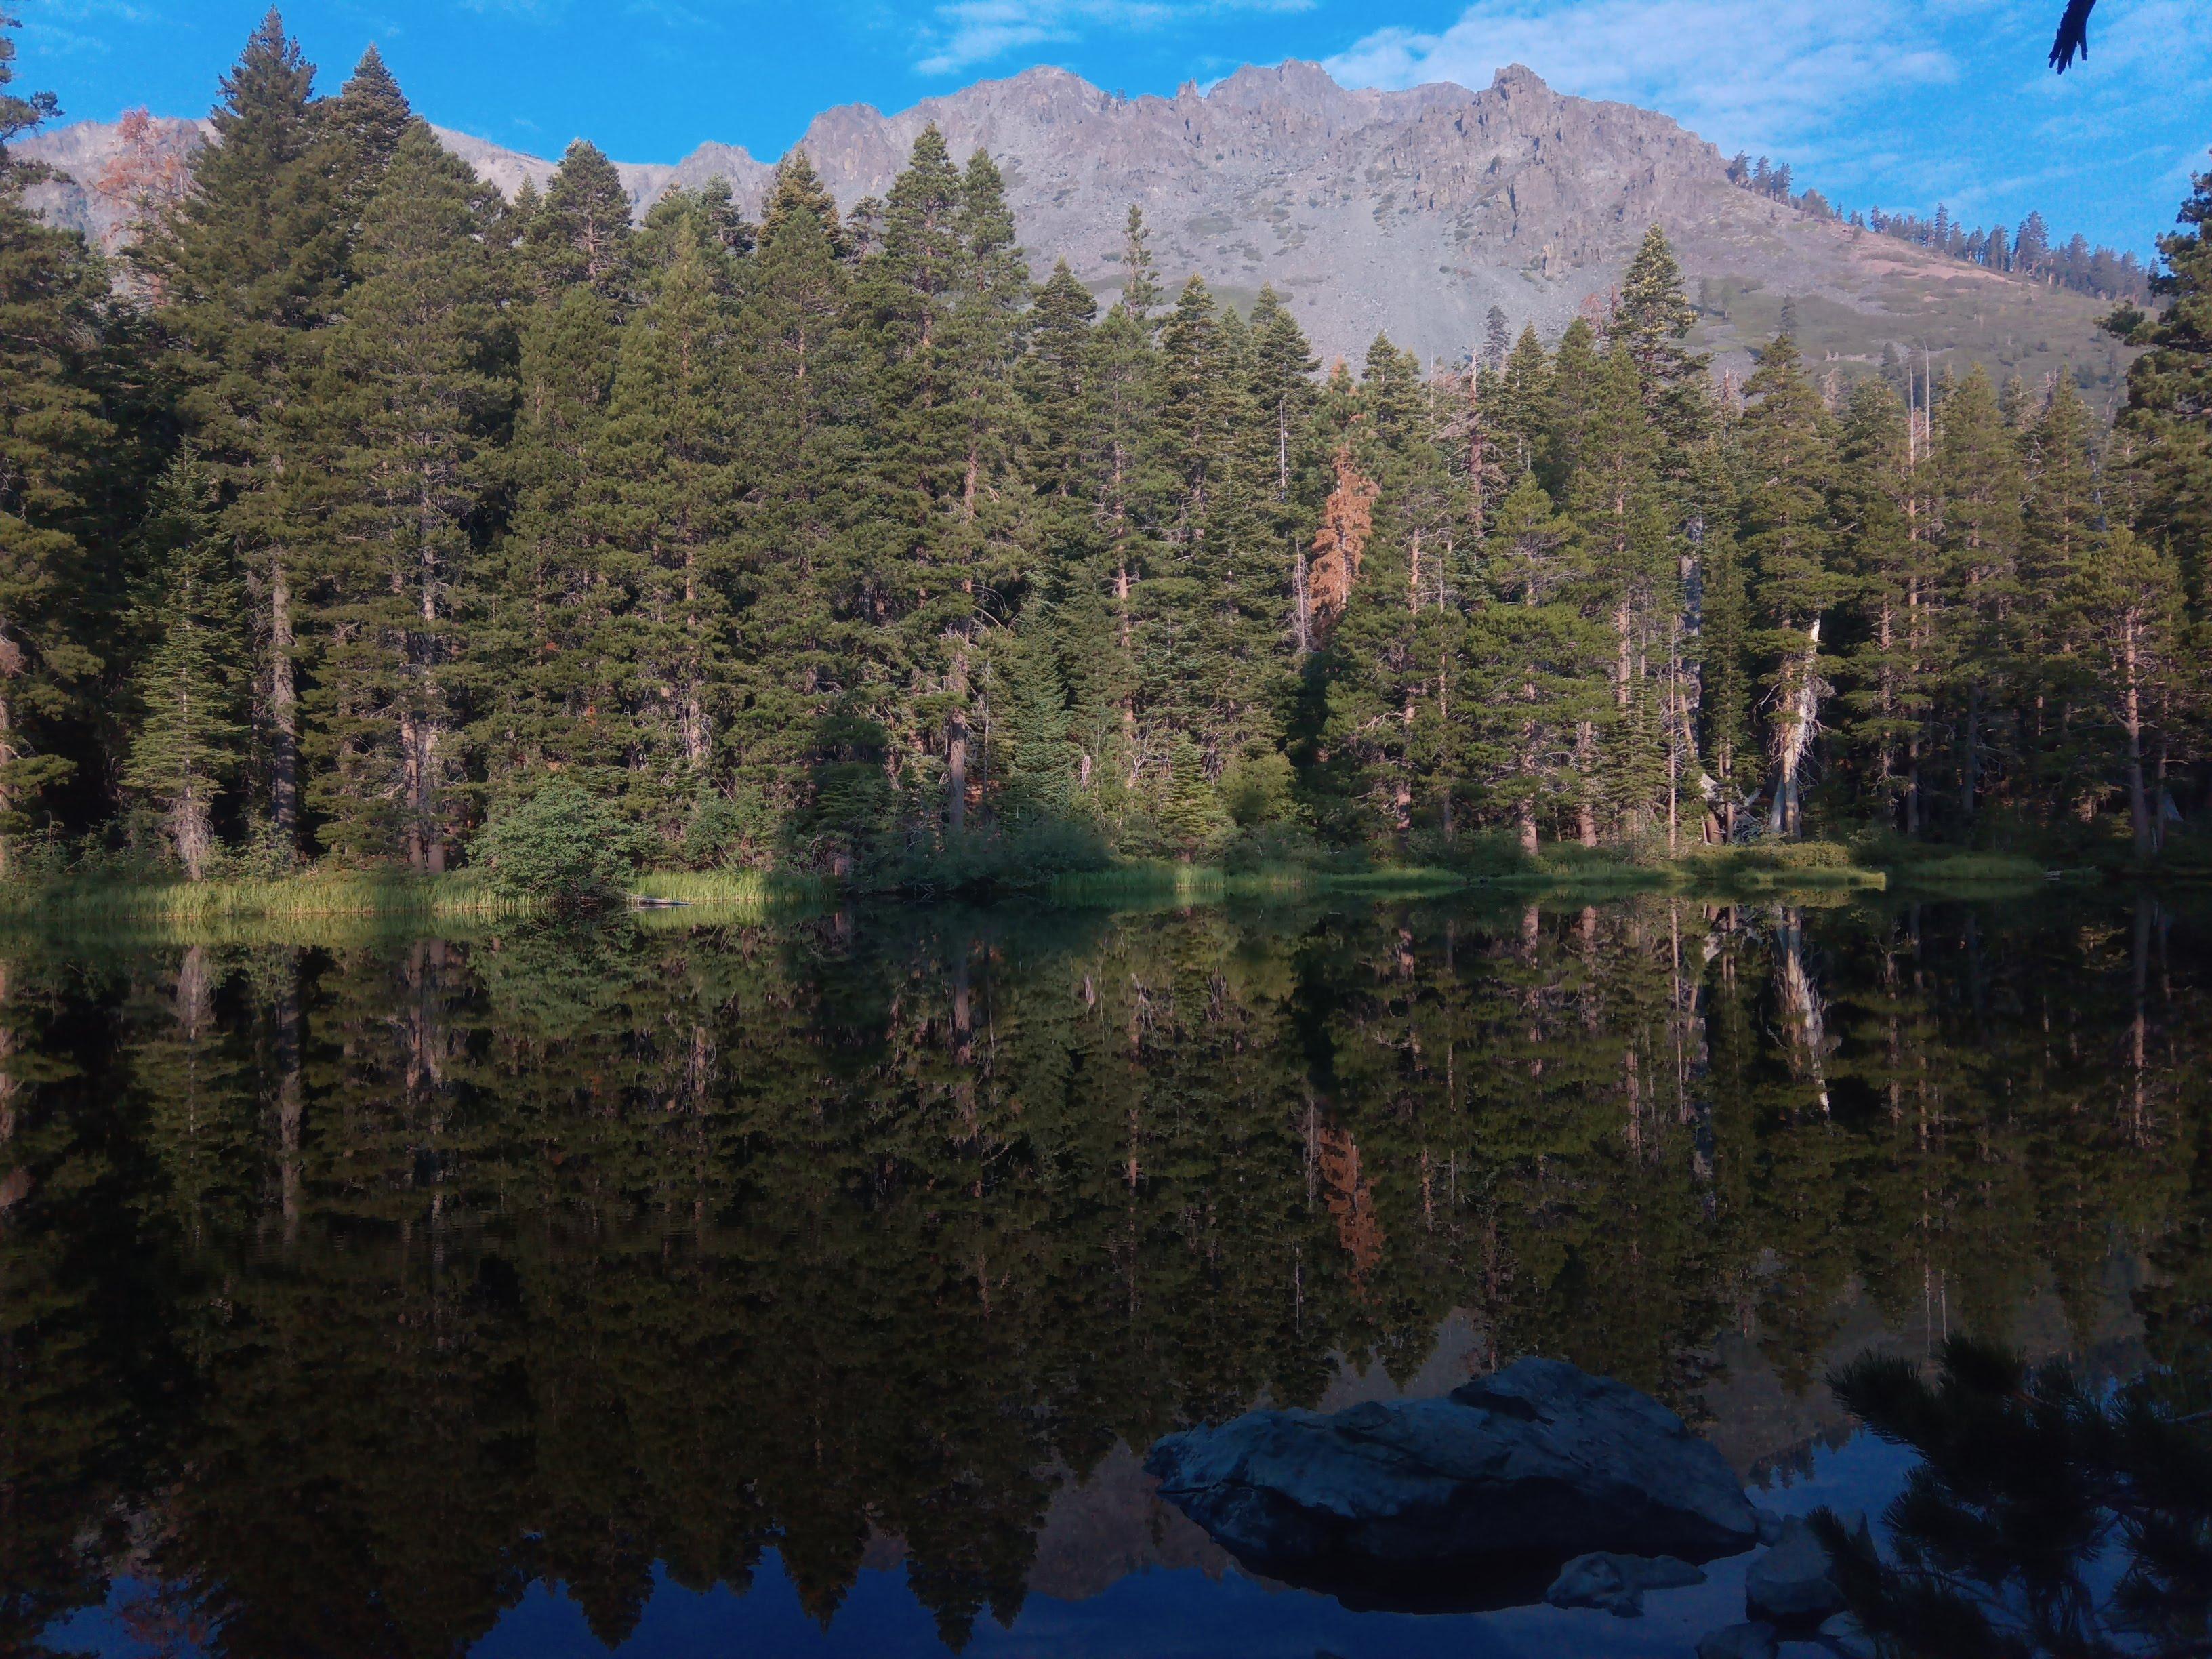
(1494, 324, 1555, 484)
(1246, 284, 1319, 655)
(943, 148, 1032, 567)
(1834, 377, 1923, 827)
(728, 152, 859, 839)
(327, 44, 411, 214)
(1311, 335, 1452, 843)
(1154, 276, 1277, 764)
(2020, 371, 2101, 798)
(1738, 335, 1843, 836)
(1158, 729, 1229, 855)
(302, 125, 510, 869)
(122, 455, 246, 878)
(1073, 210, 1168, 799)
(0, 16, 112, 869)
(1481, 304, 1511, 371)
(476, 282, 621, 791)
(522, 140, 633, 300)
(1466, 472, 1609, 851)
(1931, 366, 2024, 820)
(759, 150, 845, 259)
(993, 616, 1076, 821)
(1697, 462, 1758, 838)
(2064, 526, 2186, 857)
(590, 218, 742, 842)
(1565, 341, 1671, 838)
(2114, 156, 2212, 600)
(135, 9, 346, 855)
(1542, 315, 1603, 494)
(1614, 225, 1709, 453)
(1020, 260, 1097, 508)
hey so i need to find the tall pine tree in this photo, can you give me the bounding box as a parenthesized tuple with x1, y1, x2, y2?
(303, 123, 510, 868)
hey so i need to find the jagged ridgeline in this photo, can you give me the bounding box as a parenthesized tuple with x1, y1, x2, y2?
(0, 13, 2204, 886)
(30, 54, 2141, 384)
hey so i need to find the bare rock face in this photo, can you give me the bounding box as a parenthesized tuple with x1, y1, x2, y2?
(22, 61, 2127, 392)
(1142, 1356, 1759, 1612)
(752, 60, 1736, 360)
(17, 113, 205, 253)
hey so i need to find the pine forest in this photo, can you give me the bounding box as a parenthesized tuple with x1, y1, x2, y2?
(5, 12, 2210, 899)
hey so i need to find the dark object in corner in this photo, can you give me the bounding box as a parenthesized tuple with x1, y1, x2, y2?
(2049, 0, 2095, 70)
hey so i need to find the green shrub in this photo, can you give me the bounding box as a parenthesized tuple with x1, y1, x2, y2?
(1429, 828, 1535, 877)
(478, 781, 643, 907)
(682, 785, 777, 869)
(1734, 838, 1853, 871)
(1221, 822, 1324, 872)
(892, 818, 1113, 895)
(1220, 751, 1299, 828)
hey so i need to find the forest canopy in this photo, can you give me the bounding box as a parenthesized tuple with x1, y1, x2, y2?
(1, 10, 2207, 890)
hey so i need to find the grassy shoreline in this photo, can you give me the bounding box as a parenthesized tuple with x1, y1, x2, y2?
(0, 840, 2126, 933)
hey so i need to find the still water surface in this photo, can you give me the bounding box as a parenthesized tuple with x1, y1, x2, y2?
(7, 890, 2205, 1656)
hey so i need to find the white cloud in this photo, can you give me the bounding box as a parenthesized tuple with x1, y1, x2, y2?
(17, 0, 152, 55)
(914, 0, 1310, 77)
(1323, 0, 1962, 155)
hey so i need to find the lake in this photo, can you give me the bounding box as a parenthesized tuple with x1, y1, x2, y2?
(9, 888, 2207, 1657)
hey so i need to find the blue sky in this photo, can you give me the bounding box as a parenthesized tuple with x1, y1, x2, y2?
(18, 0, 2208, 256)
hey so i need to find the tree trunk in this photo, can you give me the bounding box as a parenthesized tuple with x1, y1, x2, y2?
(0, 687, 14, 879)
(1576, 720, 1598, 847)
(269, 554, 298, 853)
(2123, 617, 2151, 861)
(1963, 680, 1982, 821)
(174, 785, 214, 883)
(1772, 618, 1822, 839)
(274, 960, 303, 1247)
(947, 647, 969, 834)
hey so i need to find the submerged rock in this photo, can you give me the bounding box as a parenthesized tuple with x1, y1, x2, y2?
(1697, 1624, 1779, 1659)
(1745, 1517, 1846, 1621)
(1544, 1550, 1706, 1616)
(1143, 1357, 1760, 1611)
(1817, 1611, 1877, 1658)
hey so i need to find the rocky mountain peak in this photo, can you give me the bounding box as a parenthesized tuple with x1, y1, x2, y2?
(18, 57, 2125, 393)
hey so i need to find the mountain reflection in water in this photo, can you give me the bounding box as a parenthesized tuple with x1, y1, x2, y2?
(4, 892, 2206, 1658)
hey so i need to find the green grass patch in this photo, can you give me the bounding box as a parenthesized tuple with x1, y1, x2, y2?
(0, 865, 836, 937)
(628, 868, 831, 909)
(1854, 838, 2051, 888)
(1883, 852, 2049, 887)
(1675, 842, 1887, 893)
(1048, 861, 1277, 907)
(1044, 859, 1473, 908)
(0, 867, 533, 923)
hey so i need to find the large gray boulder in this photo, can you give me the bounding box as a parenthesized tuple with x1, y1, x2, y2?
(1143, 1357, 1760, 1610)
(1746, 1517, 1847, 1622)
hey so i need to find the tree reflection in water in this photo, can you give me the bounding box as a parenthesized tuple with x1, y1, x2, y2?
(0, 891, 2205, 1656)
(1820, 1338, 2211, 1657)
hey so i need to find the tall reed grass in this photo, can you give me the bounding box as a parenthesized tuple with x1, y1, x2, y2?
(0, 868, 531, 922)
(628, 869, 832, 908)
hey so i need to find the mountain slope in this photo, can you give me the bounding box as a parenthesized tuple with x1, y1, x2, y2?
(22, 61, 2132, 401)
